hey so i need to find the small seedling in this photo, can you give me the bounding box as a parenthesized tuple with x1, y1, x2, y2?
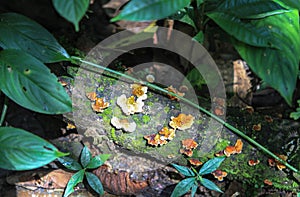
(171, 157, 225, 197)
(57, 146, 110, 197)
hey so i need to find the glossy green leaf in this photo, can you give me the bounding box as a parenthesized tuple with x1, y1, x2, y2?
(0, 13, 69, 63)
(52, 0, 89, 32)
(80, 146, 91, 168)
(190, 182, 198, 197)
(64, 169, 85, 197)
(233, 10, 300, 105)
(0, 49, 72, 114)
(279, 0, 300, 10)
(86, 154, 111, 169)
(215, 0, 288, 19)
(85, 171, 104, 195)
(57, 157, 82, 171)
(201, 178, 223, 193)
(111, 0, 190, 22)
(171, 163, 195, 177)
(199, 157, 225, 175)
(207, 12, 274, 47)
(171, 177, 196, 197)
(193, 31, 204, 44)
(0, 127, 68, 170)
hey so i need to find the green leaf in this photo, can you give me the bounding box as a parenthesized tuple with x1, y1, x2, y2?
(57, 157, 82, 171)
(279, 0, 300, 10)
(171, 163, 195, 177)
(215, 0, 288, 19)
(0, 49, 72, 114)
(0, 127, 68, 170)
(64, 169, 85, 197)
(190, 182, 198, 197)
(80, 146, 91, 168)
(111, 0, 190, 22)
(171, 177, 196, 197)
(193, 31, 204, 44)
(199, 157, 225, 175)
(207, 12, 274, 47)
(0, 12, 69, 63)
(52, 0, 89, 32)
(233, 10, 300, 105)
(85, 171, 104, 195)
(290, 100, 300, 120)
(86, 154, 111, 169)
(201, 178, 223, 193)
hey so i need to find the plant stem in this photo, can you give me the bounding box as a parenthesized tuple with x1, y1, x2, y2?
(0, 95, 8, 127)
(70, 56, 299, 174)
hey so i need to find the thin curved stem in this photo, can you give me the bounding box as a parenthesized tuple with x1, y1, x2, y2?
(70, 56, 299, 174)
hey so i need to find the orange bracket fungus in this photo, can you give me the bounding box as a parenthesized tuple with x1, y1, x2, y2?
(212, 170, 228, 181)
(131, 83, 148, 100)
(248, 159, 260, 166)
(180, 139, 198, 157)
(158, 127, 175, 141)
(144, 133, 168, 146)
(86, 92, 110, 112)
(165, 85, 185, 101)
(169, 113, 195, 130)
(111, 116, 137, 133)
(86, 92, 97, 101)
(224, 139, 243, 157)
(92, 98, 110, 112)
(188, 158, 203, 166)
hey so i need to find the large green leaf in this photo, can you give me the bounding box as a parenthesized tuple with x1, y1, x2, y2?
(111, 0, 190, 22)
(57, 157, 82, 171)
(64, 169, 85, 197)
(171, 163, 195, 177)
(0, 49, 72, 114)
(207, 12, 274, 47)
(0, 13, 69, 63)
(233, 10, 300, 105)
(279, 0, 300, 10)
(171, 177, 196, 197)
(215, 0, 288, 19)
(52, 0, 90, 32)
(199, 157, 225, 175)
(0, 127, 68, 170)
(201, 178, 223, 193)
(85, 172, 104, 195)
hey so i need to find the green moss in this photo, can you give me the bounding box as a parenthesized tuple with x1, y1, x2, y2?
(110, 128, 117, 142)
(164, 106, 170, 113)
(142, 115, 151, 124)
